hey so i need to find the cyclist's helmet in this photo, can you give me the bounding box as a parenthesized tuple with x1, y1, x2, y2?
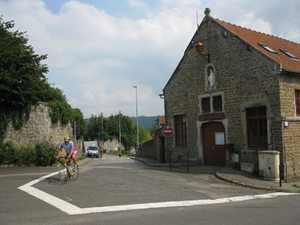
(64, 136, 70, 141)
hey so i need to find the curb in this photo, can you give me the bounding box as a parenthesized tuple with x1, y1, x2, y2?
(77, 158, 93, 166)
(215, 171, 296, 193)
(133, 159, 170, 167)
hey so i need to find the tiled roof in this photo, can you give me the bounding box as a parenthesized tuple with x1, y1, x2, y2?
(214, 18, 300, 73)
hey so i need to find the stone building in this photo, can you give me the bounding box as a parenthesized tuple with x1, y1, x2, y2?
(162, 8, 300, 181)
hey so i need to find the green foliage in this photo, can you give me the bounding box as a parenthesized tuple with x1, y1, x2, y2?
(0, 114, 9, 143)
(0, 16, 49, 137)
(0, 141, 17, 165)
(0, 141, 57, 166)
(85, 113, 151, 150)
(0, 16, 85, 144)
(77, 155, 86, 161)
(35, 141, 57, 166)
(72, 108, 85, 139)
(15, 144, 36, 166)
(131, 115, 161, 131)
(47, 100, 73, 125)
(84, 114, 108, 141)
(150, 117, 160, 132)
(139, 126, 152, 144)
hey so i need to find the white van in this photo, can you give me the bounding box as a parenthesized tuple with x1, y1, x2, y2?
(87, 146, 99, 158)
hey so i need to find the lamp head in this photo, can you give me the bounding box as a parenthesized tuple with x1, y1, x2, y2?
(195, 42, 204, 53)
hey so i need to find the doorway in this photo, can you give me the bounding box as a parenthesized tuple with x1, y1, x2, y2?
(202, 122, 226, 166)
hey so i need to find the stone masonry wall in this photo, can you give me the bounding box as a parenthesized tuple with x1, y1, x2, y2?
(278, 74, 300, 181)
(138, 139, 157, 160)
(4, 102, 76, 151)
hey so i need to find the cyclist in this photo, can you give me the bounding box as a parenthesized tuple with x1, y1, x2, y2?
(99, 146, 103, 158)
(56, 135, 77, 167)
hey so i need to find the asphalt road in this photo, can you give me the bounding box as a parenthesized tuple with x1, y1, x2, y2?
(1, 154, 299, 225)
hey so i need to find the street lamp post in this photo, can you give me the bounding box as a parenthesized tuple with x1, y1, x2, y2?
(133, 86, 139, 154)
(101, 112, 103, 146)
(119, 111, 122, 148)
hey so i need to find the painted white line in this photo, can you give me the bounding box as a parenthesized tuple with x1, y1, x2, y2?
(18, 173, 299, 215)
(77, 192, 298, 215)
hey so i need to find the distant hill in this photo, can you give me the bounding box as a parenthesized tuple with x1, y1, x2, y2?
(130, 115, 160, 130)
(85, 115, 161, 131)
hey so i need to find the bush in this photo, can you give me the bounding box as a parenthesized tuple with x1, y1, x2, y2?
(35, 141, 57, 166)
(15, 144, 37, 166)
(0, 142, 17, 165)
(0, 141, 57, 167)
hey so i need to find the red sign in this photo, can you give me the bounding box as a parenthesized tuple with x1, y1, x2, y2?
(163, 126, 173, 136)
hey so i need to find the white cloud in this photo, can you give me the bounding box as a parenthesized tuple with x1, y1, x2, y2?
(1, 0, 299, 118)
(127, 0, 148, 9)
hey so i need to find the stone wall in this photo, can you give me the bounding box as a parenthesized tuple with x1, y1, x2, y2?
(3, 102, 82, 154)
(137, 128, 164, 162)
(137, 139, 157, 160)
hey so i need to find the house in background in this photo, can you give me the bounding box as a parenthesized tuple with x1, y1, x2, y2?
(162, 8, 300, 181)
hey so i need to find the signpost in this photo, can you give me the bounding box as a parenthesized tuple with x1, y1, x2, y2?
(162, 126, 173, 137)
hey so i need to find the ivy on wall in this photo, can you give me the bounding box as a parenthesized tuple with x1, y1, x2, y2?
(48, 100, 73, 126)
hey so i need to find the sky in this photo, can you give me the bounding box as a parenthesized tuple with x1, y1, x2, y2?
(1, 0, 300, 118)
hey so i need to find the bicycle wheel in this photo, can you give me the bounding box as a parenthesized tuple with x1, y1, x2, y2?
(58, 165, 68, 184)
(71, 164, 79, 181)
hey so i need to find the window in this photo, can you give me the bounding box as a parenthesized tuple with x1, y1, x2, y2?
(213, 96, 222, 111)
(201, 95, 223, 113)
(258, 43, 277, 54)
(280, 49, 298, 59)
(202, 98, 210, 113)
(295, 90, 300, 115)
(246, 107, 268, 149)
(174, 115, 187, 146)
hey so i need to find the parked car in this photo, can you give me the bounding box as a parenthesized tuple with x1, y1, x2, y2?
(87, 146, 99, 158)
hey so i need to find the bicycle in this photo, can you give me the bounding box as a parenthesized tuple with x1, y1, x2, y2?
(56, 157, 79, 184)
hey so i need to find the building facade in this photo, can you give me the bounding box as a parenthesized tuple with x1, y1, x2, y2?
(162, 9, 300, 181)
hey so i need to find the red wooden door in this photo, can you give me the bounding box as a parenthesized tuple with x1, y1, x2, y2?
(203, 122, 226, 166)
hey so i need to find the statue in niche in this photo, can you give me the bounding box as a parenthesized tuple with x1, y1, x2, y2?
(208, 68, 215, 88)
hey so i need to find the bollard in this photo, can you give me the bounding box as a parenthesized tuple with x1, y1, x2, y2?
(279, 164, 282, 187)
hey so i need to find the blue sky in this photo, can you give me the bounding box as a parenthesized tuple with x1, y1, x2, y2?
(1, 0, 300, 118)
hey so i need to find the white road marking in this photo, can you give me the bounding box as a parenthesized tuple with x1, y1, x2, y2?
(18, 172, 299, 215)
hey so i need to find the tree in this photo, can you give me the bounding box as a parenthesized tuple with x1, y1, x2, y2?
(85, 113, 150, 150)
(72, 108, 85, 138)
(0, 16, 84, 142)
(150, 116, 160, 132)
(139, 126, 152, 145)
(85, 114, 109, 142)
(0, 17, 48, 132)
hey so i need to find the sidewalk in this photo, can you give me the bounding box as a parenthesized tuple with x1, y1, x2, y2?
(133, 157, 300, 193)
(76, 157, 93, 166)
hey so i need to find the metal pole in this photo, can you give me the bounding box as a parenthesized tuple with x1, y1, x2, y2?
(133, 86, 139, 153)
(279, 164, 282, 187)
(101, 112, 103, 146)
(119, 111, 121, 148)
(74, 121, 77, 146)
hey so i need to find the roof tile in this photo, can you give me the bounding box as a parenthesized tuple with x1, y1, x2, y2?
(214, 18, 300, 72)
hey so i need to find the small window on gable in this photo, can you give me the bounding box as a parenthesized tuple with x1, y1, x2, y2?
(258, 43, 277, 54)
(280, 49, 298, 59)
